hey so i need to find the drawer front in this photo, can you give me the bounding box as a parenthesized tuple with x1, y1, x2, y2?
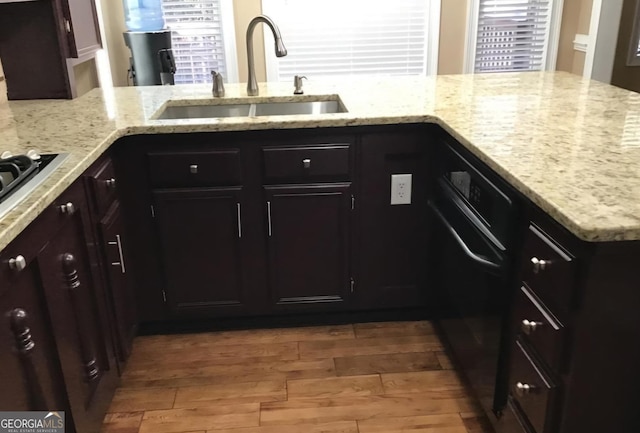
(148, 150, 242, 187)
(510, 338, 559, 433)
(89, 158, 117, 215)
(521, 224, 576, 316)
(263, 145, 350, 183)
(514, 285, 566, 372)
(499, 396, 536, 433)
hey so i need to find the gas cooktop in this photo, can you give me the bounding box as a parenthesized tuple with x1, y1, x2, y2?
(0, 152, 69, 219)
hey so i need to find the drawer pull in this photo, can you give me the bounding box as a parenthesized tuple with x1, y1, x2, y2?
(515, 381, 537, 396)
(267, 201, 273, 237)
(302, 158, 311, 169)
(105, 178, 116, 189)
(237, 203, 242, 239)
(108, 235, 126, 274)
(531, 257, 549, 273)
(8, 255, 26, 272)
(190, 164, 198, 174)
(521, 319, 544, 335)
(58, 202, 76, 215)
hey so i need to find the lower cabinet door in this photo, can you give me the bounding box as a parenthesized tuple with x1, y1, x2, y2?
(153, 188, 249, 317)
(38, 195, 118, 433)
(0, 256, 69, 415)
(98, 201, 137, 362)
(265, 183, 352, 310)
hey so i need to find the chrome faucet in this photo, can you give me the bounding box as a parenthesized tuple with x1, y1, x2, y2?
(246, 15, 287, 96)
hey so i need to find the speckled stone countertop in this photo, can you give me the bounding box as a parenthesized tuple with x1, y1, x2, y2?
(1, 71, 639, 249)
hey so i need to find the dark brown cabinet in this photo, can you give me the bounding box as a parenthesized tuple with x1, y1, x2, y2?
(0, 240, 69, 414)
(357, 129, 431, 309)
(115, 127, 434, 322)
(153, 188, 250, 318)
(38, 181, 118, 433)
(0, 0, 102, 99)
(97, 202, 137, 362)
(84, 156, 137, 366)
(260, 139, 355, 312)
(265, 184, 353, 310)
(0, 175, 121, 432)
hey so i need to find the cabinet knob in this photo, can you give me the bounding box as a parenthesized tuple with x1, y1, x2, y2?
(58, 202, 75, 215)
(190, 164, 198, 174)
(302, 158, 311, 169)
(530, 257, 549, 274)
(515, 382, 536, 397)
(105, 178, 116, 189)
(8, 255, 26, 272)
(521, 319, 544, 335)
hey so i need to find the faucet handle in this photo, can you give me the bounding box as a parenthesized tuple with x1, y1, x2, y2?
(212, 71, 225, 97)
(294, 75, 307, 95)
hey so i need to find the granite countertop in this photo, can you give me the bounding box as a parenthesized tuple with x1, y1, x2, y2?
(0, 71, 639, 249)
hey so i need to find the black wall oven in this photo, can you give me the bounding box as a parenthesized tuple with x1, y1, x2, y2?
(429, 139, 519, 419)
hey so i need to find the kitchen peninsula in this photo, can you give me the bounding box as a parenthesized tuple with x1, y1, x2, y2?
(1, 71, 639, 433)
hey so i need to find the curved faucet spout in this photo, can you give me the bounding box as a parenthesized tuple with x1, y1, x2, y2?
(246, 15, 287, 96)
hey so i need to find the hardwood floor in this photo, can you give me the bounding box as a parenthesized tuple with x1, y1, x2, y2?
(101, 321, 493, 433)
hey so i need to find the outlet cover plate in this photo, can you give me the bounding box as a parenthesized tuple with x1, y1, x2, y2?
(391, 173, 412, 205)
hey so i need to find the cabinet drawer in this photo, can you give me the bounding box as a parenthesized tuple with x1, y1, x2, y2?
(148, 150, 242, 187)
(263, 145, 350, 183)
(88, 158, 117, 216)
(521, 224, 576, 316)
(510, 338, 559, 433)
(501, 396, 536, 433)
(514, 285, 566, 372)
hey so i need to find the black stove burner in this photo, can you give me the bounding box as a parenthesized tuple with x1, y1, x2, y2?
(0, 154, 58, 204)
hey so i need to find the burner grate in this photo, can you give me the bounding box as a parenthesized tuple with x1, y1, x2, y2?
(0, 153, 69, 219)
(0, 155, 38, 204)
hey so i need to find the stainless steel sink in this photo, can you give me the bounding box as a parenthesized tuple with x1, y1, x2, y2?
(156, 104, 252, 120)
(154, 97, 347, 120)
(253, 100, 346, 116)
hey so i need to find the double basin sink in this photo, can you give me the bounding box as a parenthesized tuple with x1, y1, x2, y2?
(154, 96, 347, 120)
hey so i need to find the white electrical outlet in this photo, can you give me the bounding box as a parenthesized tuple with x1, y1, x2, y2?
(391, 174, 412, 205)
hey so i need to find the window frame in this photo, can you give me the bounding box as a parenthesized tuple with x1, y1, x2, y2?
(261, 0, 441, 81)
(463, 0, 565, 74)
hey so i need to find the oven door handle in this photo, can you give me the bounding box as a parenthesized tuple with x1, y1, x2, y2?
(428, 201, 503, 272)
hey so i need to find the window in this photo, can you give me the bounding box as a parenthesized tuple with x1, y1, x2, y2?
(262, 0, 440, 82)
(465, 0, 563, 73)
(162, 0, 237, 84)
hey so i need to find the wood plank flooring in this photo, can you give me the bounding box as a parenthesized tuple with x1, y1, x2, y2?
(101, 321, 493, 433)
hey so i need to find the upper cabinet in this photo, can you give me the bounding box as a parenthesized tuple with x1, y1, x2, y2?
(0, 0, 103, 99)
(62, 0, 103, 59)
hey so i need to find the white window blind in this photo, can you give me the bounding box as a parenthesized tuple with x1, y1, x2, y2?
(474, 0, 552, 73)
(262, 0, 435, 82)
(162, 0, 235, 84)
